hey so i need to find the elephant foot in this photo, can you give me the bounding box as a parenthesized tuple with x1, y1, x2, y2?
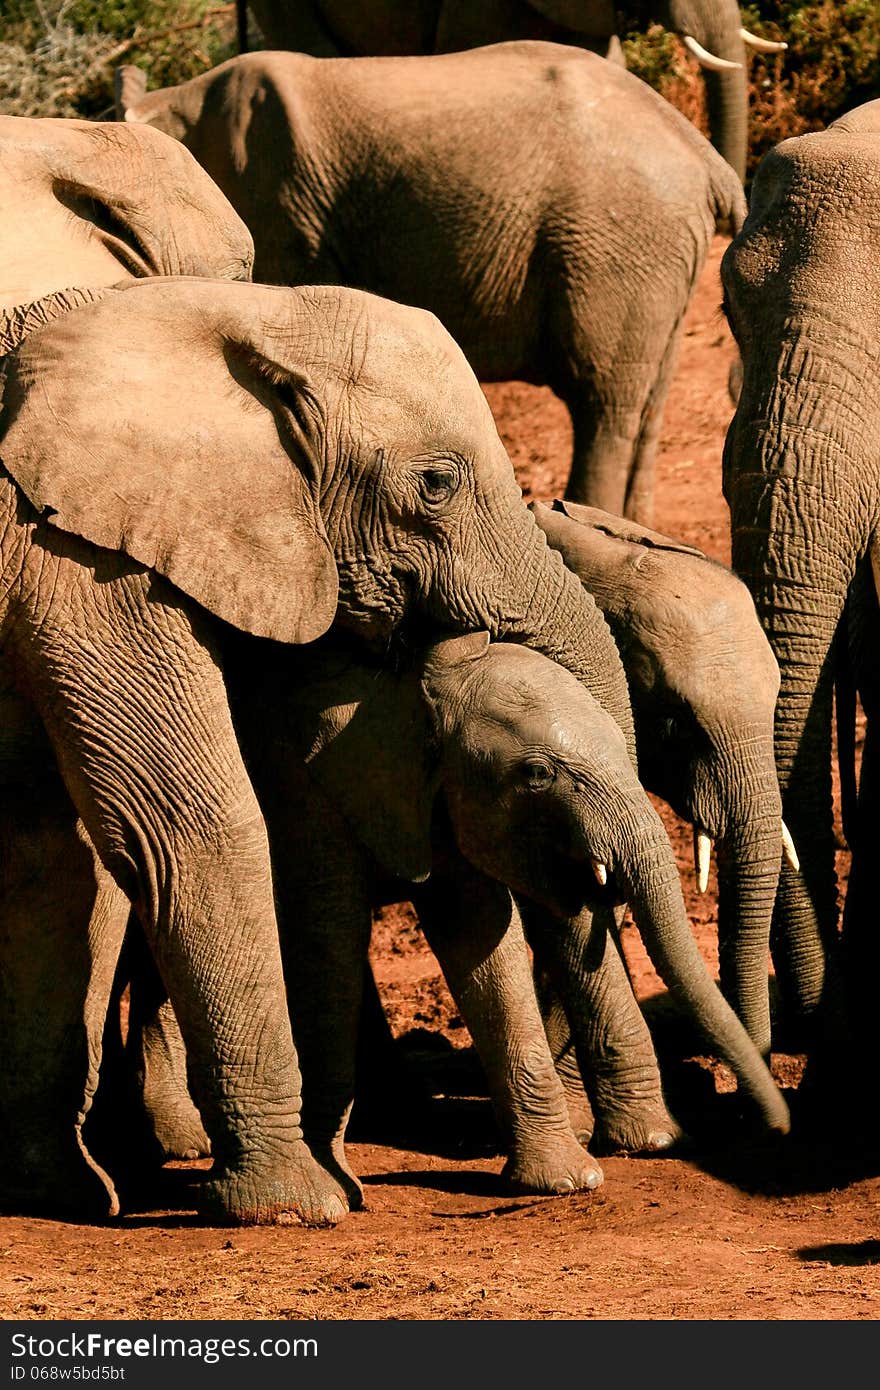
(0, 1132, 120, 1222)
(200, 1142, 350, 1227)
(304, 1137, 364, 1212)
(151, 1105, 211, 1163)
(502, 1134, 604, 1195)
(562, 1088, 595, 1147)
(591, 1099, 683, 1156)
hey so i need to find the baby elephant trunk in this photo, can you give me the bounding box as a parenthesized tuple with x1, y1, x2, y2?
(615, 814, 789, 1134)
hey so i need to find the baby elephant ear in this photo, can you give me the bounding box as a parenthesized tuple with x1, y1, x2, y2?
(0, 280, 338, 644)
(423, 630, 491, 671)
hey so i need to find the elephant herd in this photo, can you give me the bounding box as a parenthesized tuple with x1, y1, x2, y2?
(0, 17, 877, 1232)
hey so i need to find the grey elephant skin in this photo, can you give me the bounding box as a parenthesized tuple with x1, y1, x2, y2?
(114, 624, 788, 1209)
(0, 269, 648, 1223)
(117, 43, 745, 522)
(532, 500, 784, 1056)
(0, 115, 254, 330)
(721, 99, 880, 1048)
(0, 114, 250, 1221)
(236, 0, 787, 181)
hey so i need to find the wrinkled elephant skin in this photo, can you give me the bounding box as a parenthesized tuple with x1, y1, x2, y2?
(119, 44, 744, 522)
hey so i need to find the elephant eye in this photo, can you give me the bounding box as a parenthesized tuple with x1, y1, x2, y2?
(519, 758, 556, 791)
(417, 464, 459, 506)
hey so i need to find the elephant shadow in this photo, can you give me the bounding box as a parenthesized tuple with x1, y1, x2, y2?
(797, 1241, 880, 1268)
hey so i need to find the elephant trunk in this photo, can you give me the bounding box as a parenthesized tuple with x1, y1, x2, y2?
(614, 808, 789, 1132)
(714, 773, 783, 1058)
(489, 505, 636, 760)
(726, 353, 872, 1029)
(664, 0, 748, 180)
(702, 60, 748, 182)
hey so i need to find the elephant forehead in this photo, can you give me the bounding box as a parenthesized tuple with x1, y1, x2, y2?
(734, 138, 880, 297)
(460, 647, 627, 758)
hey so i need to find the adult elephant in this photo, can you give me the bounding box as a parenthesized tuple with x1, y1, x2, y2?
(721, 100, 880, 1045)
(0, 274, 643, 1223)
(532, 501, 789, 1056)
(236, 0, 787, 181)
(117, 43, 745, 521)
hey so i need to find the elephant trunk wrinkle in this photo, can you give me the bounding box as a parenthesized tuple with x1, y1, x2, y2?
(491, 514, 636, 759)
(616, 815, 789, 1131)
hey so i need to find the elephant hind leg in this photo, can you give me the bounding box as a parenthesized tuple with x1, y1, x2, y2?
(560, 359, 669, 523)
(623, 319, 686, 526)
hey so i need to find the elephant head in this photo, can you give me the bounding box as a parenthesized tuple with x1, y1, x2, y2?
(0, 276, 633, 739)
(0, 116, 253, 326)
(531, 499, 786, 1054)
(721, 101, 880, 1034)
(419, 631, 789, 1130)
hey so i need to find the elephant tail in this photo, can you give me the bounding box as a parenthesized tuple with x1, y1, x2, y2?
(711, 159, 748, 237)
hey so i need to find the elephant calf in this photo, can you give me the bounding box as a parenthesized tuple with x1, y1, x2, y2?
(126, 625, 788, 1203)
(533, 499, 790, 1060)
(117, 41, 746, 522)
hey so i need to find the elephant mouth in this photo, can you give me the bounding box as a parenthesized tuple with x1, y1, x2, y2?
(533, 849, 622, 920)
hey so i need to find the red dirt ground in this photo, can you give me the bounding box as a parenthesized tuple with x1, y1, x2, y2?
(2, 239, 878, 1322)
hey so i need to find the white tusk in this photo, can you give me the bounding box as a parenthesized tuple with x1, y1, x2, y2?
(739, 26, 787, 54)
(694, 829, 712, 895)
(682, 34, 743, 71)
(781, 822, 800, 873)
(591, 859, 608, 887)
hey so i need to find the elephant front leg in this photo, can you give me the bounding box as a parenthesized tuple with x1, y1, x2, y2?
(0, 790, 125, 1220)
(259, 774, 374, 1213)
(528, 906, 681, 1155)
(23, 577, 347, 1227)
(414, 854, 603, 1195)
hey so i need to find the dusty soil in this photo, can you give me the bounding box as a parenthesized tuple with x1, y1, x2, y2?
(2, 239, 879, 1322)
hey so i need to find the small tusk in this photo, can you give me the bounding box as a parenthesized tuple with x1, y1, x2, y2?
(739, 26, 787, 54)
(591, 858, 608, 887)
(682, 34, 743, 71)
(781, 821, 800, 873)
(694, 829, 711, 894)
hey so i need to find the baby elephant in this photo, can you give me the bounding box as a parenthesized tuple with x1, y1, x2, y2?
(117, 42, 745, 520)
(124, 625, 788, 1205)
(533, 500, 791, 1060)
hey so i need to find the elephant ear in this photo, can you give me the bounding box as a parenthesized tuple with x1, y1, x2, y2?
(546, 499, 707, 560)
(0, 278, 337, 644)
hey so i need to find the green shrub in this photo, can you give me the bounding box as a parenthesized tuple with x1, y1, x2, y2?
(0, 0, 238, 118)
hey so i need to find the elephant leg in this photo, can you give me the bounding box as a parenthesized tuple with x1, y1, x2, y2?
(623, 319, 685, 525)
(0, 785, 125, 1219)
(125, 927, 210, 1163)
(536, 981, 594, 1144)
(527, 905, 680, 1155)
(561, 366, 663, 524)
(261, 774, 373, 1212)
(414, 852, 603, 1195)
(19, 574, 346, 1226)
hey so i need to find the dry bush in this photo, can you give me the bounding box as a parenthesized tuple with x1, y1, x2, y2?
(0, 0, 237, 118)
(624, 2, 880, 181)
